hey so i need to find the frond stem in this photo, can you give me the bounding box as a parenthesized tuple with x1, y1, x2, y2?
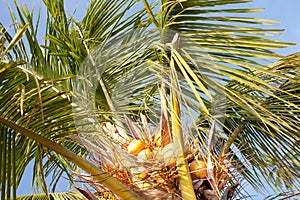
(0, 117, 143, 200)
(74, 24, 130, 140)
(142, 0, 159, 27)
(221, 122, 245, 158)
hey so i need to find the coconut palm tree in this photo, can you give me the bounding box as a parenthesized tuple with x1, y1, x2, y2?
(0, 0, 299, 199)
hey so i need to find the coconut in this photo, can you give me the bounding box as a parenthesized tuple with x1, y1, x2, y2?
(135, 180, 151, 190)
(189, 160, 207, 179)
(161, 143, 179, 168)
(137, 148, 152, 162)
(137, 172, 150, 180)
(127, 139, 146, 154)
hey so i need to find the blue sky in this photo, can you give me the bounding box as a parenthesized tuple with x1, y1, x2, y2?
(1, 0, 299, 198)
(247, 0, 300, 55)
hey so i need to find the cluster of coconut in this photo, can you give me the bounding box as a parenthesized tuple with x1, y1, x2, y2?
(98, 118, 221, 198)
(126, 138, 208, 183)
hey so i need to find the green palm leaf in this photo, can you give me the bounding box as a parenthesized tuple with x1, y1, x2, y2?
(14, 190, 86, 200)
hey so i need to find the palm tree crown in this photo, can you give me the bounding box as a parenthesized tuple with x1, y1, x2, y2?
(0, 0, 299, 199)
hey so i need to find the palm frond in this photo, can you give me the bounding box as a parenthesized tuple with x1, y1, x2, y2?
(14, 190, 87, 200)
(221, 53, 300, 192)
(0, 63, 80, 197)
(153, 0, 299, 193)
